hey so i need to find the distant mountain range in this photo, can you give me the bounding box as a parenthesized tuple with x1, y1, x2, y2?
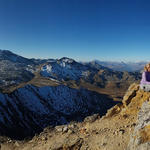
(89, 60, 147, 72)
(0, 49, 141, 98)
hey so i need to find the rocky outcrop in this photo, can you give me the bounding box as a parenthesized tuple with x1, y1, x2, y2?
(99, 83, 150, 150)
(128, 98, 150, 150)
(122, 83, 140, 106)
(118, 83, 150, 150)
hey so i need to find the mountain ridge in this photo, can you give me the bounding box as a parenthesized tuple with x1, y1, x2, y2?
(0, 49, 141, 101)
(0, 84, 118, 139)
(90, 60, 147, 72)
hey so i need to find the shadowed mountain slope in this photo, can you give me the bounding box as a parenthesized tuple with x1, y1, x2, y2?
(0, 84, 118, 139)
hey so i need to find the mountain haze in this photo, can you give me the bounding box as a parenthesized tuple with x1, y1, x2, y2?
(91, 60, 147, 72)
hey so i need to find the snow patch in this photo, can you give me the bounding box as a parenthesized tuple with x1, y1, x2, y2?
(40, 58, 93, 81)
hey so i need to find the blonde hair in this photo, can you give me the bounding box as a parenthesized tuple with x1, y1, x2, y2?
(144, 63, 150, 71)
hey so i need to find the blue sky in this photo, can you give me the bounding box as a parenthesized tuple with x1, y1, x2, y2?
(0, 0, 150, 61)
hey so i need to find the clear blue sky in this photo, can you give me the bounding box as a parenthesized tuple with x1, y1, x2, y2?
(0, 0, 150, 61)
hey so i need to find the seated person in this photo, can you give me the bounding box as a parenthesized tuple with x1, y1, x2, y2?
(140, 64, 150, 91)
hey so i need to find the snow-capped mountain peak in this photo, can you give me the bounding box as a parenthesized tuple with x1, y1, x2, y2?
(40, 57, 97, 81)
(58, 57, 75, 64)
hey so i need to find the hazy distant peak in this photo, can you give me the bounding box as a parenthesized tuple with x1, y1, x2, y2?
(92, 60, 147, 72)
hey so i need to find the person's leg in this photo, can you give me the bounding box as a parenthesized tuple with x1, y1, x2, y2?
(140, 84, 150, 92)
(140, 84, 146, 91)
(146, 84, 150, 92)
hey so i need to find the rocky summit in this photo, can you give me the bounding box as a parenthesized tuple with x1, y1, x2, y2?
(0, 83, 150, 150)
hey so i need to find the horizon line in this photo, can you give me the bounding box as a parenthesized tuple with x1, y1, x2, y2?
(0, 48, 149, 63)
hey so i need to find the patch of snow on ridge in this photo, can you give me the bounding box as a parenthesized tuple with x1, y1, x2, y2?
(82, 71, 90, 77)
(60, 57, 74, 63)
(40, 58, 95, 81)
(60, 61, 71, 69)
(60, 61, 66, 68)
(26, 65, 35, 73)
(49, 78, 60, 83)
(42, 65, 52, 72)
(41, 65, 53, 77)
(15, 86, 49, 114)
(40, 63, 80, 80)
(0, 84, 98, 118)
(0, 83, 118, 137)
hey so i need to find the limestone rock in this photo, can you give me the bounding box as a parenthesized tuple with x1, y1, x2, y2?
(122, 83, 139, 106)
(84, 114, 100, 123)
(128, 101, 150, 150)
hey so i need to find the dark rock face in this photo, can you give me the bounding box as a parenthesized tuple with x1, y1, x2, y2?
(0, 84, 118, 139)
